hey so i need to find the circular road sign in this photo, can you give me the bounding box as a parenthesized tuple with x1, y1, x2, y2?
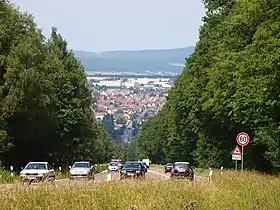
(236, 132, 250, 147)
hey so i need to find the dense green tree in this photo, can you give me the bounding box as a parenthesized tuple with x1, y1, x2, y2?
(134, 0, 280, 172)
(0, 1, 113, 169)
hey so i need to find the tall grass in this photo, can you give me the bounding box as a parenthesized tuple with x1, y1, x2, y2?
(0, 171, 279, 209)
(0, 169, 18, 184)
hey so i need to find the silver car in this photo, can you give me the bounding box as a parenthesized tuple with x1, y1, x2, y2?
(69, 161, 94, 180)
(20, 162, 55, 184)
(170, 162, 194, 181)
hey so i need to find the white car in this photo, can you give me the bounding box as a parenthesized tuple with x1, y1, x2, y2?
(69, 161, 94, 180)
(20, 162, 55, 184)
(108, 162, 119, 172)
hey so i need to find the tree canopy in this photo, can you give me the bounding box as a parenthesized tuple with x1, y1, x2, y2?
(0, 1, 113, 169)
(132, 0, 280, 172)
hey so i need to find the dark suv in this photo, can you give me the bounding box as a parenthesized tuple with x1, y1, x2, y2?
(120, 161, 146, 180)
(164, 163, 173, 173)
(170, 162, 194, 181)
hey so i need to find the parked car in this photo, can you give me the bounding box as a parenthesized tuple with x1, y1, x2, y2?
(69, 161, 94, 180)
(170, 162, 194, 181)
(20, 162, 55, 184)
(164, 163, 174, 173)
(120, 161, 146, 180)
(108, 162, 119, 172)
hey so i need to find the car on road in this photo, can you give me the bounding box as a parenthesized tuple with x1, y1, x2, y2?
(141, 161, 148, 172)
(111, 159, 123, 168)
(142, 159, 150, 168)
(120, 161, 146, 180)
(164, 163, 174, 173)
(170, 162, 194, 181)
(108, 162, 119, 172)
(20, 162, 55, 184)
(69, 161, 94, 180)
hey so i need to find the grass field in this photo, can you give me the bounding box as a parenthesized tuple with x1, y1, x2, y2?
(0, 171, 279, 209)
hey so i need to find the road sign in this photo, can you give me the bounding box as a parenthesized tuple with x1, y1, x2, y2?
(236, 132, 250, 147)
(232, 154, 241, 160)
(232, 145, 242, 155)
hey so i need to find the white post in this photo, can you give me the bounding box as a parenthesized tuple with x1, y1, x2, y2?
(10, 165, 14, 177)
(107, 173, 112, 182)
(241, 146, 244, 171)
(220, 166, 223, 174)
(209, 168, 213, 182)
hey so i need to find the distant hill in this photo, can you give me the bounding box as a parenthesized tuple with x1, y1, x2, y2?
(74, 47, 195, 73)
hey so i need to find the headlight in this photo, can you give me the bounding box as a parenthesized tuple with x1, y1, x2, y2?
(121, 171, 126, 173)
(136, 171, 140, 173)
(38, 173, 47, 176)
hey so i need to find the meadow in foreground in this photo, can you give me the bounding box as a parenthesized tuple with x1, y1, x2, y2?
(0, 171, 279, 210)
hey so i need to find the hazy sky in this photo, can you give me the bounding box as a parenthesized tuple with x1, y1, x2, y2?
(11, 0, 205, 52)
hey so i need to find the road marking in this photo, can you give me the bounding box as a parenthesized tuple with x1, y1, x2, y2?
(147, 170, 170, 179)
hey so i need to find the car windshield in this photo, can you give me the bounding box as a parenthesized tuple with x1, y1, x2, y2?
(25, 163, 47, 170)
(174, 163, 189, 168)
(73, 162, 90, 168)
(109, 162, 118, 166)
(123, 163, 141, 170)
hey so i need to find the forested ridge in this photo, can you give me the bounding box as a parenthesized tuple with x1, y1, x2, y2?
(132, 0, 280, 172)
(0, 0, 113, 169)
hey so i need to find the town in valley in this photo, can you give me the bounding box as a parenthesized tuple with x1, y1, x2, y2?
(87, 72, 176, 144)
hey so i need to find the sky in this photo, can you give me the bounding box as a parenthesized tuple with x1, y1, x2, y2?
(10, 0, 205, 52)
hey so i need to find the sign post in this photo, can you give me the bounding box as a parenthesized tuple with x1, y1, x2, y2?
(231, 145, 242, 170)
(236, 132, 250, 171)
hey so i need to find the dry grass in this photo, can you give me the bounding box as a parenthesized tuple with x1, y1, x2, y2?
(0, 171, 279, 210)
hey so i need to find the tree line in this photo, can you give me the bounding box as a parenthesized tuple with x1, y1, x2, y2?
(0, 0, 114, 169)
(130, 0, 280, 172)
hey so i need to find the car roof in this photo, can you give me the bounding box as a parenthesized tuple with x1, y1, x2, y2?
(27, 162, 48, 164)
(125, 161, 141, 164)
(73, 161, 90, 163)
(174, 162, 190, 164)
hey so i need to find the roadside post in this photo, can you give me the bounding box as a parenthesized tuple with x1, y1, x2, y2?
(209, 168, 213, 182)
(10, 165, 14, 177)
(107, 173, 112, 182)
(231, 145, 242, 170)
(236, 132, 250, 171)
